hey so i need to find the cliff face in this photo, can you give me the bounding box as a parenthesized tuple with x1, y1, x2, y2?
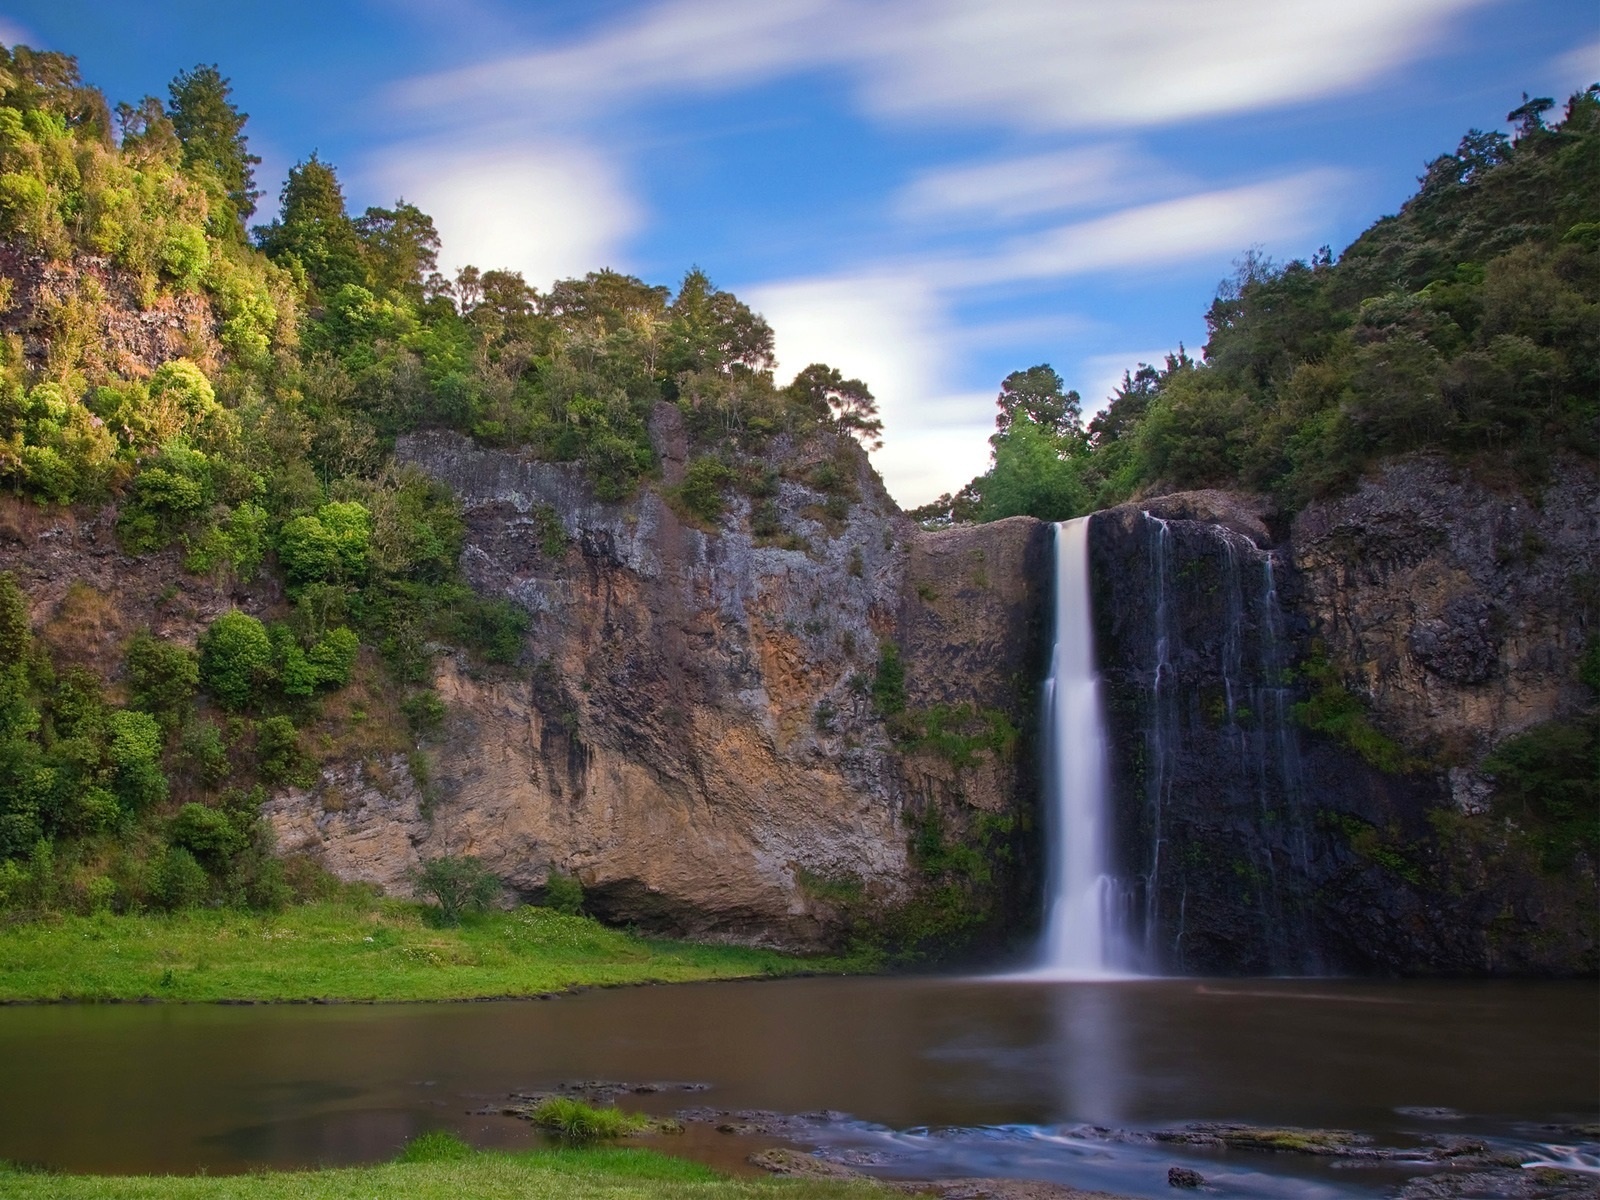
(0, 244, 219, 379)
(264, 424, 1045, 950)
(1089, 458, 1598, 976)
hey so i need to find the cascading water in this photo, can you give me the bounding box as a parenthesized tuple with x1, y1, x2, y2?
(1032, 517, 1133, 977)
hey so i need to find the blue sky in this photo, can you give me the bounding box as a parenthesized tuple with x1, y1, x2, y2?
(1, 1, 1596, 504)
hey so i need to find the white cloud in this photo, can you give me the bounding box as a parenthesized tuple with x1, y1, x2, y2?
(853, 0, 1491, 131)
(365, 139, 641, 289)
(896, 145, 1172, 223)
(394, 0, 837, 120)
(0, 17, 36, 47)
(939, 171, 1343, 286)
(1550, 40, 1600, 93)
(395, 0, 1490, 132)
(746, 272, 993, 505)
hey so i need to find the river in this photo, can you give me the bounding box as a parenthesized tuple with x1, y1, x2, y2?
(0, 976, 1594, 1197)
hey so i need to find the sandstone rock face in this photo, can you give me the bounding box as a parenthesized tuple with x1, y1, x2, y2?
(265, 427, 1045, 950)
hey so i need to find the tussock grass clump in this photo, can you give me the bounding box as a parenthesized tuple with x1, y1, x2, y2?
(531, 1098, 651, 1144)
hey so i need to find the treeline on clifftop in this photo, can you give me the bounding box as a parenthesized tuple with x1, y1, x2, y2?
(0, 44, 880, 914)
(915, 87, 1599, 526)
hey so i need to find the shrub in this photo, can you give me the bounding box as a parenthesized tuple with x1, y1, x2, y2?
(872, 641, 906, 717)
(542, 870, 584, 916)
(675, 455, 736, 524)
(150, 845, 209, 911)
(1482, 715, 1600, 871)
(256, 715, 311, 787)
(169, 802, 247, 870)
(413, 854, 500, 925)
(179, 719, 231, 786)
(449, 596, 528, 666)
(198, 611, 273, 709)
(106, 709, 168, 811)
(402, 690, 447, 736)
(124, 632, 199, 727)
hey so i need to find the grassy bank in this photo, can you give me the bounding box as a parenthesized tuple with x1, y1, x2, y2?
(0, 902, 849, 1003)
(0, 1146, 887, 1199)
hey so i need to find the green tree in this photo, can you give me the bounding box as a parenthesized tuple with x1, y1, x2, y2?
(994, 364, 1082, 443)
(785, 363, 883, 449)
(255, 153, 366, 296)
(124, 632, 200, 729)
(355, 201, 440, 299)
(982, 415, 1090, 521)
(413, 855, 500, 925)
(167, 63, 261, 236)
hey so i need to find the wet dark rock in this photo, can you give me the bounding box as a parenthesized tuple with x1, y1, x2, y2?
(1407, 593, 1503, 684)
(1150, 1124, 1372, 1155)
(1166, 1166, 1205, 1188)
(1088, 454, 1599, 976)
(747, 1147, 863, 1179)
(680, 1107, 828, 1138)
(904, 1181, 1130, 1199)
(1396, 1167, 1600, 1199)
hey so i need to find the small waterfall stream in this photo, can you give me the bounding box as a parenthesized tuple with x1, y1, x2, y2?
(1032, 518, 1130, 977)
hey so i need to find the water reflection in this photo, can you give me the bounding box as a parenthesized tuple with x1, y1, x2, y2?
(1052, 982, 1127, 1125)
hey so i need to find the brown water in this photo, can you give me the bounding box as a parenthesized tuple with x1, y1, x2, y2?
(0, 977, 1594, 1197)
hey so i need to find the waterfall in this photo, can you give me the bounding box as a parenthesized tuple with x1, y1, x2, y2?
(1128, 512, 1318, 975)
(1032, 517, 1131, 978)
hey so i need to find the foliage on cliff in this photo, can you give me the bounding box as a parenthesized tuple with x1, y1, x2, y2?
(915, 87, 1600, 525)
(0, 42, 889, 920)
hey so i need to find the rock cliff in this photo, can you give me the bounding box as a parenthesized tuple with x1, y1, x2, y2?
(1089, 456, 1598, 976)
(263, 423, 1046, 951)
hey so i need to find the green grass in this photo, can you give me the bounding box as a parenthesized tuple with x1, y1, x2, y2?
(0, 902, 850, 1003)
(0, 1145, 888, 1199)
(530, 1098, 653, 1143)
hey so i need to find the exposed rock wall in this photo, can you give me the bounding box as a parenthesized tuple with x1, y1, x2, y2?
(0, 243, 219, 378)
(265, 426, 1045, 950)
(1089, 457, 1598, 976)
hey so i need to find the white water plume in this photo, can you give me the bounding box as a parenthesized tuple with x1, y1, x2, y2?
(1024, 517, 1135, 980)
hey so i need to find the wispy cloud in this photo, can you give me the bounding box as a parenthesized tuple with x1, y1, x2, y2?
(365, 138, 641, 288)
(936, 171, 1344, 287)
(852, 0, 1491, 130)
(394, 0, 1491, 132)
(393, 0, 836, 123)
(895, 145, 1175, 224)
(1550, 39, 1600, 92)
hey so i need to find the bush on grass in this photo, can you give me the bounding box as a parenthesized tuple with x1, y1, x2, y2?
(412, 854, 500, 925)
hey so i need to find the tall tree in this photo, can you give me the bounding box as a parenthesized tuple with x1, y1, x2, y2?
(255, 154, 366, 297)
(663, 268, 775, 379)
(354, 201, 440, 299)
(167, 64, 261, 236)
(786, 363, 883, 449)
(993, 364, 1081, 443)
(0, 46, 112, 140)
